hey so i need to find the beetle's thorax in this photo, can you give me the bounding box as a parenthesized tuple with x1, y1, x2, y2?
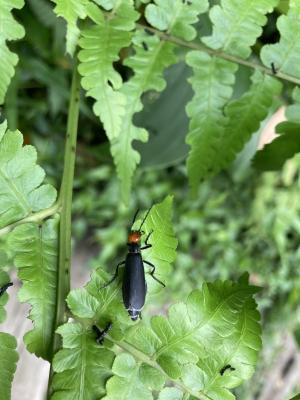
(127, 242, 141, 253)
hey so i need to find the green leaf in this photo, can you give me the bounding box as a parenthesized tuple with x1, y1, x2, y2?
(158, 388, 184, 400)
(127, 275, 261, 398)
(0, 251, 10, 323)
(290, 395, 300, 400)
(133, 196, 178, 281)
(8, 217, 59, 360)
(0, 0, 25, 104)
(0, 121, 57, 229)
(78, 1, 139, 140)
(136, 62, 191, 169)
(145, 0, 209, 41)
(0, 333, 18, 400)
(51, 0, 88, 55)
(102, 354, 154, 400)
(67, 268, 131, 335)
(261, 2, 300, 78)
(111, 30, 176, 202)
(253, 87, 300, 170)
(51, 323, 114, 400)
(210, 71, 281, 174)
(203, 0, 278, 58)
(185, 51, 237, 194)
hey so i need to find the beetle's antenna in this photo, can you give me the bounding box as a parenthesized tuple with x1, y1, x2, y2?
(139, 206, 152, 231)
(131, 209, 140, 228)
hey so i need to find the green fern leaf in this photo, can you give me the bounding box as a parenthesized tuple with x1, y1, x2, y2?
(0, 121, 57, 229)
(102, 353, 157, 400)
(132, 196, 178, 281)
(127, 275, 261, 396)
(51, 323, 114, 400)
(185, 51, 237, 194)
(0, 333, 18, 400)
(158, 388, 183, 400)
(78, 1, 139, 140)
(8, 218, 59, 360)
(111, 31, 176, 202)
(67, 268, 131, 337)
(0, 0, 25, 103)
(203, 0, 278, 58)
(51, 0, 88, 55)
(261, 2, 300, 79)
(0, 251, 10, 323)
(145, 0, 209, 41)
(215, 71, 282, 171)
(253, 87, 300, 170)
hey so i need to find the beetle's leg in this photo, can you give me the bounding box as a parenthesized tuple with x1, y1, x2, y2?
(93, 322, 112, 345)
(101, 261, 125, 289)
(140, 230, 153, 250)
(144, 260, 165, 287)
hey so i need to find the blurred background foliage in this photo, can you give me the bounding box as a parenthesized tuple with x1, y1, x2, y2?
(2, 0, 300, 398)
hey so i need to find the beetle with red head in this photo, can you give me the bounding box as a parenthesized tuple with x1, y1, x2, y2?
(102, 207, 165, 320)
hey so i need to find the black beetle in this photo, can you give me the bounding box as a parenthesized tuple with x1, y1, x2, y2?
(102, 208, 164, 321)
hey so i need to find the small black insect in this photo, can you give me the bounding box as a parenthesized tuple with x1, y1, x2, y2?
(92, 323, 112, 345)
(183, 0, 192, 4)
(271, 62, 277, 75)
(102, 208, 165, 321)
(142, 41, 149, 51)
(144, 28, 155, 36)
(0, 282, 13, 297)
(220, 364, 236, 375)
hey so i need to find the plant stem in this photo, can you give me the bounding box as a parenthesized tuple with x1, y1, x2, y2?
(0, 202, 61, 237)
(136, 23, 300, 87)
(47, 59, 81, 396)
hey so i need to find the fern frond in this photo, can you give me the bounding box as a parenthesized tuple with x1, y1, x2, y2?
(8, 218, 59, 360)
(60, 273, 260, 399)
(0, 0, 25, 103)
(0, 121, 57, 229)
(51, 323, 114, 400)
(261, 2, 300, 79)
(78, 1, 139, 140)
(111, 31, 176, 202)
(203, 0, 278, 58)
(0, 333, 18, 400)
(185, 51, 237, 194)
(216, 71, 282, 171)
(253, 87, 300, 170)
(127, 275, 261, 397)
(51, 0, 88, 55)
(145, 0, 209, 41)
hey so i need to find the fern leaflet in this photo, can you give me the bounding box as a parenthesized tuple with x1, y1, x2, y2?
(203, 0, 278, 59)
(0, 0, 25, 103)
(145, 0, 209, 41)
(8, 218, 59, 360)
(0, 120, 57, 229)
(253, 87, 300, 170)
(51, 323, 114, 399)
(51, 0, 88, 55)
(185, 51, 237, 194)
(78, 1, 139, 140)
(0, 333, 18, 400)
(261, 1, 300, 79)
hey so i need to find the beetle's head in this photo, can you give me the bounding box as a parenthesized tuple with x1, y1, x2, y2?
(127, 230, 142, 244)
